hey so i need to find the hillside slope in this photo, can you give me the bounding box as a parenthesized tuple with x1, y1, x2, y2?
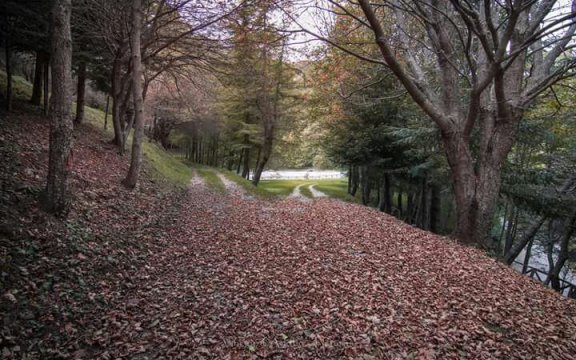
(1, 100, 576, 359)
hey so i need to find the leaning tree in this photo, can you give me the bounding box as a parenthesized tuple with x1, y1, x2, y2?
(300, 0, 576, 248)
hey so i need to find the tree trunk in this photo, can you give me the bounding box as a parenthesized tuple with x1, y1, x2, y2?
(360, 165, 370, 205)
(74, 61, 87, 126)
(430, 184, 441, 233)
(522, 236, 535, 274)
(236, 150, 243, 174)
(546, 214, 576, 291)
(378, 173, 391, 213)
(43, 58, 50, 115)
(505, 216, 547, 265)
(123, 0, 144, 188)
(350, 165, 359, 196)
(104, 95, 110, 129)
(42, 0, 73, 214)
(242, 145, 250, 179)
(442, 128, 515, 249)
(31, 51, 45, 105)
(111, 57, 123, 147)
(397, 187, 403, 218)
(5, 40, 12, 112)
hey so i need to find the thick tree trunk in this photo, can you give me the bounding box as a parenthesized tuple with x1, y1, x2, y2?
(42, 0, 73, 214)
(5, 41, 12, 112)
(31, 51, 45, 105)
(74, 61, 87, 125)
(123, 0, 144, 188)
(442, 125, 516, 249)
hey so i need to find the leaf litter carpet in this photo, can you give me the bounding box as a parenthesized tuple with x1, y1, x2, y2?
(86, 182, 576, 359)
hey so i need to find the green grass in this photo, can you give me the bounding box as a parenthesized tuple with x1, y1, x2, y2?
(313, 179, 355, 201)
(196, 168, 226, 192)
(258, 178, 353, 201)
(221, 170, 276, 199)
(0, 71, 34, 102)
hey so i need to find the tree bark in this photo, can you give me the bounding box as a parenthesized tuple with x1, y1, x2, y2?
(396, 187, 403, 218)
(43, 58, 50, 115)
(430, 184, 441, 233)
(242, 145, 250, 179)
(123, 0, 144, 188)
(31, 51, 45, 106)
(4, 39, 12, 112)
(104, 95, 110, 129)
(546, 214, 576, 291)
(74, 61, 87, 126)
(360, 165, 370, 205)
(42, 0, 73, 214)
(350, 165, 359, 197)
(378, 173, 391, 213)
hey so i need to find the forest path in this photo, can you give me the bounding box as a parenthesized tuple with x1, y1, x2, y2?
(309, 185, 328, 198)
(83, 182, 576, 359)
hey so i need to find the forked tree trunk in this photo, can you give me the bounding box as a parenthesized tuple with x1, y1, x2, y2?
(74, 61, 87, 125)
(42, 0, 73, 214)
(31, 51, 45, 105)
(442, 121, 517, 249)
(123, 0, 144, 188)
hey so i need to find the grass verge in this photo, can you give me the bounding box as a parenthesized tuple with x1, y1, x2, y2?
(196, 168, 226, 192)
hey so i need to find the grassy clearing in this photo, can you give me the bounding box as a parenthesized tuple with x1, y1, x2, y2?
(196, 168, 226, 192)
(221, 170, 276, 199)
(313, 179, 355, 201)
(258, 178, 353, 201)
(0, 72, 34, 102)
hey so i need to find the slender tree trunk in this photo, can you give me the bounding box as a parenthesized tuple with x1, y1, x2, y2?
(236, 150, 243, 174)
(522, 237, 534, 274)
(397, 187, 403, 218)
(123, 0, 144, 188)
(505, 216, 547, 265)
(74, 61, 87, 126)
(360, 165, 370, 205)
(104, 95, 110, 130)
(42, 0, 73, 214)
(43, 58, 50, 115)
(430, 184, 441, 233)
(5, 40, 12, 112)
(546, 214, 576, 291)
(111, 58, 123, 147)
(347, 165, 352, 194)
(407, 192, 414, 223)
(378, 173, 391, 213)
(31, 51, 45, 105)
(242, 147, 250, 180)
(350, 165, 359, 196)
